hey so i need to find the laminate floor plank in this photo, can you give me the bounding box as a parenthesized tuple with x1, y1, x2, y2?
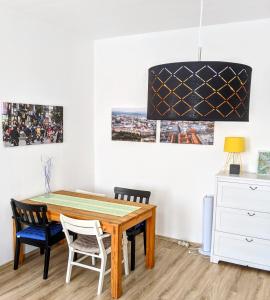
(1, 237, 270, 300)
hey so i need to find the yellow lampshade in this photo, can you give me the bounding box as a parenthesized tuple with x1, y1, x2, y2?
(224, 137, 245, 153)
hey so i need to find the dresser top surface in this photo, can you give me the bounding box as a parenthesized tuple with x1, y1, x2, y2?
(217, 171, 270, 182)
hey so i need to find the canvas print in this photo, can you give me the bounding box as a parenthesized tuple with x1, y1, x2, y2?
(112, 108, 157, 142)
(160, 121, 214, 145)
(2, 102, 63, 147)
(257, 151, 270, 175)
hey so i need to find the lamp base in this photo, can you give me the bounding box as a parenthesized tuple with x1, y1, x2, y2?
(229, 164, 240, 175)
(224, 153, 243, 173)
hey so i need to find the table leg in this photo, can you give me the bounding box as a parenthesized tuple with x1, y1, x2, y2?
(13, 220, 25, 265)
(146, 207, 156, 269)
(111, 225, 122, 299)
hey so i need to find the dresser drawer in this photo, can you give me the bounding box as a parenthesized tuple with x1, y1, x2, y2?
(217, 181, 270, 212)
(214, 232, 270, 266)
(216, 207, 270, 239)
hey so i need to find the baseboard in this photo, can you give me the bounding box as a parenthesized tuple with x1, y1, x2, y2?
(156, 234, 200, 247)
(156, 234, 180, 243)
(0, 248, 40, 271)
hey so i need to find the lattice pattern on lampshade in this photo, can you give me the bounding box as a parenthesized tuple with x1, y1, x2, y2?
(147, 61, 252, 121)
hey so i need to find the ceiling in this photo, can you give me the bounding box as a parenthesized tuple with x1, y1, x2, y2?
(1, 0, 270, 39)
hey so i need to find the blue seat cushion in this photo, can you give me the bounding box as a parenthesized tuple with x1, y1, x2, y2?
(16, 223, 63, 241)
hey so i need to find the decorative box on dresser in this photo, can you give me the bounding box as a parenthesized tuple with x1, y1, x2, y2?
(211, 171, 270, 271)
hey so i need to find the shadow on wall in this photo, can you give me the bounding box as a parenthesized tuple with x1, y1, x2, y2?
(100, 185, 198, 241)
(151, 189, 205, 242)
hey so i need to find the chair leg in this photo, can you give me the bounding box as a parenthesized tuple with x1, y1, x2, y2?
(40, 248, 44, 255)
(143, 228, 147, 256)
(14, 238, 21, 270)
(66, 250, 74, 283)
(92, 256, 96, 266)
(123, 240, 129, 276)
(72, 234, 78, 261)
(130, 237, 136, 271)
(43, 247, 51, 280)
(97, 256, 107, 295)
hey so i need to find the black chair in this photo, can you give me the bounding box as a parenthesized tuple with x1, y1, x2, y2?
(11, 199, 65, 279)
(114, 187, 151, 271)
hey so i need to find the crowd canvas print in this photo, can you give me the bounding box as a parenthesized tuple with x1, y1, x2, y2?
(160, 121, 214, 145)
(112, 108, 157, 142)
(2, 102, 63, 147)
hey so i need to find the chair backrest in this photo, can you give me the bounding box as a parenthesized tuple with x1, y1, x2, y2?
(114, 187, 151, 204)
(11, 199, 48, 231)
(60, 214, 103, 246)
(75, 189, 106, 197)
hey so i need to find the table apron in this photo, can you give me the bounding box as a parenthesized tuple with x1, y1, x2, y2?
(47, 209, 152, 233)
(122, 210, 153, 231)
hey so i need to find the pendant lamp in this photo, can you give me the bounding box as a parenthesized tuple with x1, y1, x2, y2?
(147, 1, 252, 122)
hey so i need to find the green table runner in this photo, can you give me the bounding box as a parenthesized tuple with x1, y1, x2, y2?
(30, 193, 140, 217)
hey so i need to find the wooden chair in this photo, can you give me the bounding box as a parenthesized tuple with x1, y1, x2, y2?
(114, 187, 151, 271)
(11, 199, 65, 279)
(60, 214, 129, 295)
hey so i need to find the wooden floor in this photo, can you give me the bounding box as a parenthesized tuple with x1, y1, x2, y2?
(1, 236, 270, 300)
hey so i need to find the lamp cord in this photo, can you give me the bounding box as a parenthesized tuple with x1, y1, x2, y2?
(198, 0, 204, 61)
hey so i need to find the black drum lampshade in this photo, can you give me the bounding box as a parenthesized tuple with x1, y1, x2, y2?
(147, 61, 252, 121)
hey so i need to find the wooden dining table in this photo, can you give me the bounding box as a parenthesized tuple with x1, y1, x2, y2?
(15, 190, 156, 299)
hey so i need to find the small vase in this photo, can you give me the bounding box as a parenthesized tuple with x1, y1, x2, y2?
(44, 174, 51, 197)
(42, 156, 52, 197)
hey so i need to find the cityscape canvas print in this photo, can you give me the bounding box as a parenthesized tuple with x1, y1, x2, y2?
(160, 121, 214, 145)
(2, 102, 63, 147)
(112, 108, 157, 142)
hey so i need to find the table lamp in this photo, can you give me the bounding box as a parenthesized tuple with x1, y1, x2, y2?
(224, 137, 245, 174)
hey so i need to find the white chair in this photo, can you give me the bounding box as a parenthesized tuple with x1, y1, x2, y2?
(75, 189, 128, 270)
(75, 189, 106, 198)
(60, 214, 129, 295)
(75, 189, 106, 266)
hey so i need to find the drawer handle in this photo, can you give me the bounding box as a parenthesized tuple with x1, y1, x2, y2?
(247, 212, 256, 216)
(246, 238, 253, 242)
(249, 186, 258, 191)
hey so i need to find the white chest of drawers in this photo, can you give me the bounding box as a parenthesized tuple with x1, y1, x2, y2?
(211, 171, 270, 271)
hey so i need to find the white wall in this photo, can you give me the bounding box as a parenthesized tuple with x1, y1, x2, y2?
(94, 19, 270, 243)
(0, 11, 94, 265)
(1, 13, 269, 266)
